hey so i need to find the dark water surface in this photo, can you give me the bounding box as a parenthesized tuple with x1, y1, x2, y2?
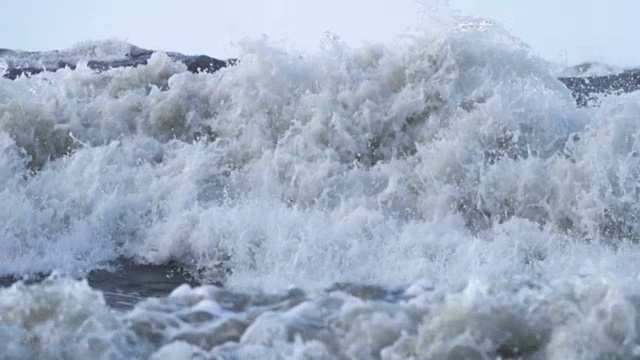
(0, 260, 199, 310)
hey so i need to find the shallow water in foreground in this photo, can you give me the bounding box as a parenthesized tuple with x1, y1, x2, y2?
(4, 272, 640, 359)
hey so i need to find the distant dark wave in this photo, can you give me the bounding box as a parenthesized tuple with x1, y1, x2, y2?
(558, 70, 640, 106)
(3, 46, 640, 107)
(1, 47, 235, 80)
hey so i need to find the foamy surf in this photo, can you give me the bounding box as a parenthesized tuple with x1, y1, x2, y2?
(2, 19, 640, 358)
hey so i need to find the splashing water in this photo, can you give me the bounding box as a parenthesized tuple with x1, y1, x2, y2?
(2, 19, 640, 358)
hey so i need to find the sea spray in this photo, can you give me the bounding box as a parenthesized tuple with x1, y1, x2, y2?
(1, 19, 640, 358)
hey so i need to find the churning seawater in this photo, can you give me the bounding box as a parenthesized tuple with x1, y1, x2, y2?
(1, 20, 640, 359)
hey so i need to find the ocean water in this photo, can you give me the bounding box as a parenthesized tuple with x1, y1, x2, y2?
(2, 20, 640, 359)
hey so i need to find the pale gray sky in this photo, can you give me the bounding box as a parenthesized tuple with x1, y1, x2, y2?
(450, 0, 640, 66)
(1, 0, 638, 66)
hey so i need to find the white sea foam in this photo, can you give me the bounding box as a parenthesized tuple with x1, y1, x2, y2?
(2, 18, 640, 358)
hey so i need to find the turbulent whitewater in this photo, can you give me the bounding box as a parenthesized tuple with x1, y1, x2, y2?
(2, 22, 640, 359)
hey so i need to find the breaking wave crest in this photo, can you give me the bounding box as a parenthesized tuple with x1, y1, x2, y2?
(3, 17, 640, 358)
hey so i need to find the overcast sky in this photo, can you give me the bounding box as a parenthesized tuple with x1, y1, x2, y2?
(2, 0, 638, 66)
